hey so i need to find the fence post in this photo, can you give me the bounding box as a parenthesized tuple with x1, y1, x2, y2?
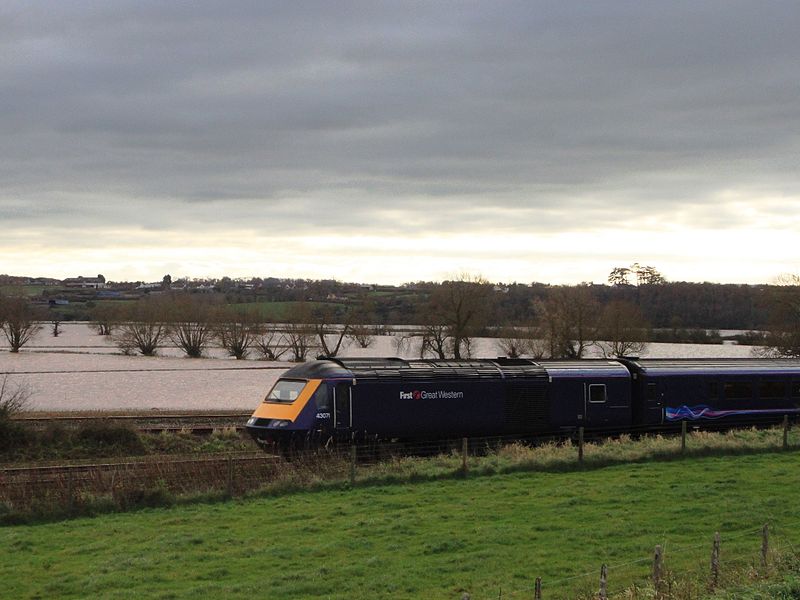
(599, 564, 608, 600)
(578, 427, 584, 463)
(783, 415, 789, 450)
(534, 577, 542, 599)
(761, 523, 769, 569)
(462, 437, 469, 475)
(710, 531, 720, 589)
(67, 470, 74, 514)
(226, 455, 234, 497)
(681, 420, 687, 454)
(652, 545, 663, 591)
(350, 445, 357, 486)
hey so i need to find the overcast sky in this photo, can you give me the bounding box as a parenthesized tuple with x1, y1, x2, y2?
(2, 1, 799, 284)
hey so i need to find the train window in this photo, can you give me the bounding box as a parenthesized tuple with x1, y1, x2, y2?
(588, 384, 607, 403)
(314, 385, 330, 411)
(266, 380, 306, 403)
(792, 382, 800, 398)
(759, 381, 787, 399)
(647, 384, 657, 401)
(724, 382, 753, 399)
(708, 382, 718, 400)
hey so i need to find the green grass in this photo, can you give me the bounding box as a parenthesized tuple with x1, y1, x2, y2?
(0, 284, 56, 297)
(228, 301, 341, 321)
(2, 450, 800, 599)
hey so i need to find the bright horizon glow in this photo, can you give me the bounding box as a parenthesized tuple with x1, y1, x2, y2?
(3, 224, 798, 286)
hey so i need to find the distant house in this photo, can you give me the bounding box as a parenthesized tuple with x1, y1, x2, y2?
(63, 274, 106, 289)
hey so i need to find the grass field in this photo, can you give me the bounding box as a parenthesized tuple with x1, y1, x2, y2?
(2, 450, 800, 599)
(228, 301, 342, 321)
(0, 284, 58, 297)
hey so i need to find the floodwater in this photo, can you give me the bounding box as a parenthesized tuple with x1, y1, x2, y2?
(0, 323, 760, 412)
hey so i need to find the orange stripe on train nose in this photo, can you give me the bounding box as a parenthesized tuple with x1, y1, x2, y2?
(250, 379, 322, 422)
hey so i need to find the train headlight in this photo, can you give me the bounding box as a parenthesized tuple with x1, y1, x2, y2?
(247, 417, 257, 426)
(270, 419, 291, 428)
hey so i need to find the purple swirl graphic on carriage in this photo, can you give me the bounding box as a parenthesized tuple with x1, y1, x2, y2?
(665, 405, 800, 421)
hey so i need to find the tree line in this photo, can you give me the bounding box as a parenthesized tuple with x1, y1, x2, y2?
(2, 273, 800, 360)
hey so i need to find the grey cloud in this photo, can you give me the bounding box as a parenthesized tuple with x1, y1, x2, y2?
(1, 0, 800, 239)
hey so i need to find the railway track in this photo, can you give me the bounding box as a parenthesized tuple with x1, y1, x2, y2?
(0, 452, 278, 484)
(13, 412, 252, 434)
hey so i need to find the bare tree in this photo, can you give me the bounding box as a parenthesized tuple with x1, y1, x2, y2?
(311, 305, 351, 358)
(759, 274, 800, 357)
(0, 375, 32, 418)
(112, 297, 170, 356)
(347, 295, 377, 348)
(0, 296, 42, 353)
(391, 329, 414, 356)
(215, 306, 260, 360)
(536, 285, 598, 358)
(496, 326, 540, 358)
(168, 295, 216, 358)
(254, 325, 290, 361)
(0, 376, 33, 451)
(284, 303, 318, 362)
(418, 323, 449, 359)
(595, 300, 650, 358)
(419, 274, 494, 359)
(348, 323, 375, 349)
(90, 303, 121, 336)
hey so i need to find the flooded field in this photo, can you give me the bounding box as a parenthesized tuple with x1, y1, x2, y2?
(0, 323, 760, 412)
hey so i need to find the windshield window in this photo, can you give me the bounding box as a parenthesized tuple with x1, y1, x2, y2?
(266, 380, 306, 403)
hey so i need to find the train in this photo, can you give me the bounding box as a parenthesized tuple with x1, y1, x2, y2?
(245, 357, 800, 449)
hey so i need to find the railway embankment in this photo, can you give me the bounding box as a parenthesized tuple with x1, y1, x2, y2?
(2, 447, 800, 599)
(1, 415, 254, 464)
(1, 424, 798, 526)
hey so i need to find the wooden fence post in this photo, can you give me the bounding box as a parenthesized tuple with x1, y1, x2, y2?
(783, 415, 789, 450)
(462, 437, 468, 475)
(534, 577, 542, 599)
(652, 545, 663, 591)
(67, 470, 74, 514)
(761, 523, 769, 569)
(226, 455, 234, 497)
(599, 564, 608, 600)
(710, 531, 720, 589)
(350, 445, 357, 486)
(681, 420, 687, 454)
(578, 427, 584, 463)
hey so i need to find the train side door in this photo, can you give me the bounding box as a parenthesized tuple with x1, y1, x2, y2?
(644, 381, 664, 425)
(334, 382, 352, 432)
(583, 382, 607, 425)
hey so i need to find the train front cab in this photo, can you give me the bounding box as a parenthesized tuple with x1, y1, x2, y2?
(246, 378, 328, 449)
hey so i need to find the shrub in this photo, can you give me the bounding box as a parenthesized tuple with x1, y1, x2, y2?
(75, 422, 146, 455)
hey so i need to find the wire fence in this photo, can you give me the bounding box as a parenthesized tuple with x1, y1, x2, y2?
(477, 520, 800, 599)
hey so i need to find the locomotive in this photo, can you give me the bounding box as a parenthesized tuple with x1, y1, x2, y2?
(245, 357, 800, 449)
